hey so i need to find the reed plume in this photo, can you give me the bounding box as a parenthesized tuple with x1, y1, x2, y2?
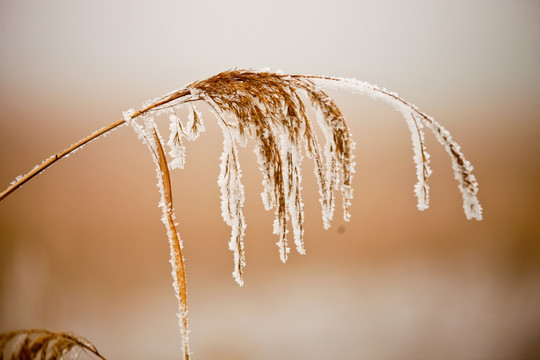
(0, 329, 106, 360)
(0, 69, 482, 359)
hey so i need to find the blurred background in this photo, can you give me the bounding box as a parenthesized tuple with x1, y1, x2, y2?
(0, 0, 539, 359)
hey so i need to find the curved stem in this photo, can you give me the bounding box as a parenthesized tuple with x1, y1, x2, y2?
(0, 89, 191, 202)
(152, 129, 190, 360)
(0, 118, 126, 201)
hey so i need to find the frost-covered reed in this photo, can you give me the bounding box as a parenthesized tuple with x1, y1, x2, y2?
(0, 69, 482, 360)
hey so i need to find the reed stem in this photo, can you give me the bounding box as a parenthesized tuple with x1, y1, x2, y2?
(0, 118, 126, 201)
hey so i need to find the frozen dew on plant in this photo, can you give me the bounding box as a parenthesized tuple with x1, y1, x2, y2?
(0, 68, 483, 360)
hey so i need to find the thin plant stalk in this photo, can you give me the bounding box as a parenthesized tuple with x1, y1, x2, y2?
(0, 89, 190, 202)
(0, 118, 125, 201)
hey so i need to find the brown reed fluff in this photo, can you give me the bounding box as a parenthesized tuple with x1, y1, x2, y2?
(0, 69, 483, 360)
(0, 329, 106, 360)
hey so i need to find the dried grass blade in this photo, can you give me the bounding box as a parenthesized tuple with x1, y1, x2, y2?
(151, 128, 191, 360)
(217, 122, 247, 285)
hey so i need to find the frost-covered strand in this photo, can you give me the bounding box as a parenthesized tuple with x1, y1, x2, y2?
(253, 130, 277, 211)
(311, 100, 338, 225)
(201, 94, 248, 283)
(310, 76, 481, 220)
(419, 117, 482, 220)
(295, 77, 356, 223)
(268, 109, 308, 261)
(217, 121, 247, 286)
(304, 132, 332, 229)
(256, 125, 290, 263)
(279, 132, 306, 255)
(269, 97, 308, 259)
(130, 116, 191, 359)
(278, 78, 330, 234)
(402, 111, 431, 210)
(285, 91, 330, 231)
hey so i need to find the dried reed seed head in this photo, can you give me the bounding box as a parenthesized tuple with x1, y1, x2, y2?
(161, 70, 355, 265)
(131, 69, 356, 277)
(189, 70, 355, 210)
(0, 329, 106, 360)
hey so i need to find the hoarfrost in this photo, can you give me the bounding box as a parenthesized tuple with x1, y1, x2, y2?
(122, 108, 136, 123)
(9, 175, 23, 187)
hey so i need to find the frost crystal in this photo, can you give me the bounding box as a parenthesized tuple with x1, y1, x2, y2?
(122, 108, 136, 123)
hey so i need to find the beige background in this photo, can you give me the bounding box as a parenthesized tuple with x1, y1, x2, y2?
(1, 0, 539, 359)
